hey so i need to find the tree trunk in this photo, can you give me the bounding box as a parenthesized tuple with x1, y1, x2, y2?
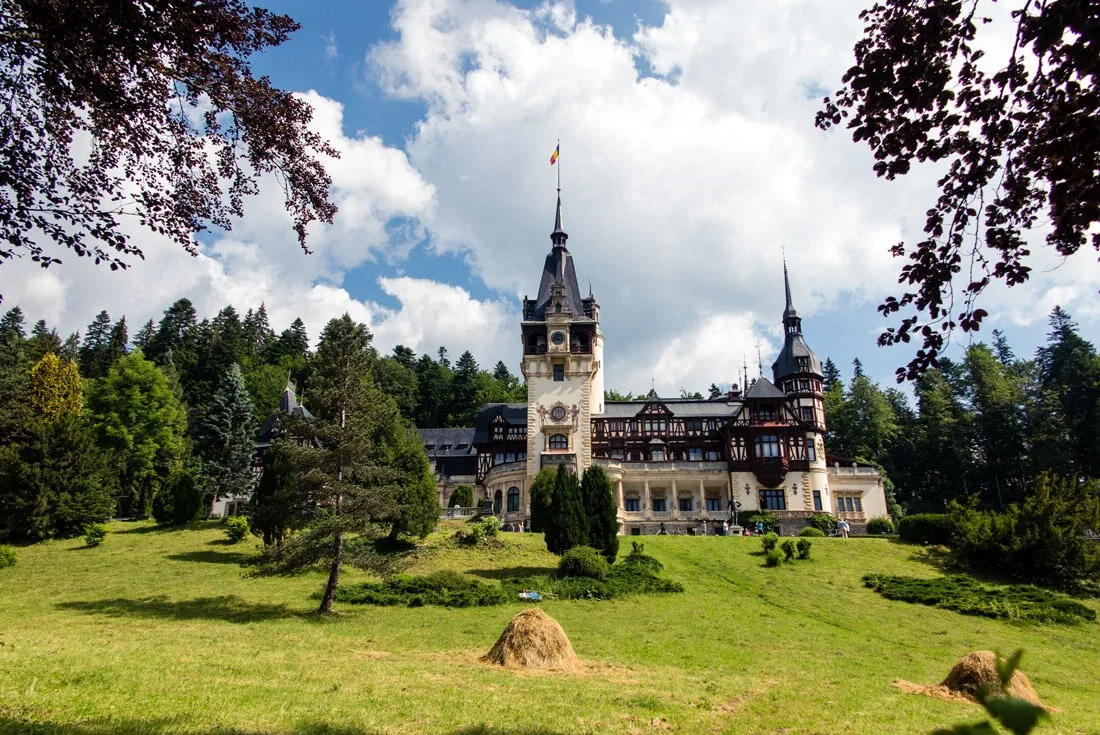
(319, 530, 344, 614)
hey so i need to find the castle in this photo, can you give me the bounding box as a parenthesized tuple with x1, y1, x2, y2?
(424, 193, 889, 535)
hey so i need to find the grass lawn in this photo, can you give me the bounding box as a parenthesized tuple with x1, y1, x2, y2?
(1, 521, 1098, 734)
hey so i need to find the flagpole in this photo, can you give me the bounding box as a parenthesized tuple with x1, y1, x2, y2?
(556, 137, 561, 194)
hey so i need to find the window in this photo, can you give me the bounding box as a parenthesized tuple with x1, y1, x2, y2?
(705, 450, 720, 461)
(625, 497, 640, 512)
(813, 490, 822, 511)
(687, 447, 703, 461)
(755, 405, 776, 421)
(800, 407, 814, 423)
(854, 496, 863, 512)
(806, 443, 816, 461)
(493, 452, 504, 464)
(685, 420, 703, 432)
(799, 379, 811, 392)
(845, 497, 854, 512)
(650, 448, 666, 461)
(706, 497, 722, 511)
(550, 405, 567, 421)
(493, 490, 502, 514)
(549, 434, 568, 450)
(643, 419, 667, 432)
(754, 434, 780, 458)
(759, 489, 787, 510)
(456, 443, 469, 450)
(652, 497, 667, 512)
(553, 363, 564, 381)
(507, 487, 520, 512)
(440, 443, 452, 450)
(504, 452, 516, 463)
(424, 444, 436, 450)
(678, 497, 693, 512)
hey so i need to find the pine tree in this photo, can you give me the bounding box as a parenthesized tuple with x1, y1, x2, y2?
(250, 442, 301, 546)
(27, 320, 61, 362)
(106, 317, 128, 366)
(0, 307, 26, 341)
(528, 469, 555, 532)
(78, 310, 113, 379)
(26, 353, 82, 420)
(544, 463, 588, 555)
(851, 357, 865, 380)
(581, 464, 619, 562)
(242, 303, 275, 360)
(86, 351, 188, 518)
(451, 350, 482, 426)
(133, 319, 156, 352)
(382, 419, 439, 541)
(60, 332, 80, 363)
(195, 363, 257, 505)
(822, 358, 842, 392)
(708, 383, 723, 399)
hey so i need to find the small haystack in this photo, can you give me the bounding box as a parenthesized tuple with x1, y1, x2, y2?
(893, 650, 1044, 708)
(941, 651, 1043, 706)
(482, 608, 580, 671)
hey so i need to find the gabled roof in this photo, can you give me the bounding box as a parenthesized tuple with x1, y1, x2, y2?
(744, 377, 788, 400)
(597, 400, 741, 419)
(418, 427, 477, 457)
(472, 403, 527, 443)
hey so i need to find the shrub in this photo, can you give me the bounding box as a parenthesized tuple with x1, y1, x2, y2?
(798, 526, 824, 537)
(456, 515, 500, 546)
(224, 516, 250, 544)
(621, 542, 665, 575)
(761, 532, 779, 552)
(764, 549, 783, 567)
(336, 572, 510, 608)
(898, 513, 955, 545)
(152, 468, 204, 525)
(796, 538, 813, 559)
(863, 574, 1095, 624)
(448, 485, 473, 508)
(865, 516, 895, 535)
(781, 539, 796, 562)
(0, 545, 15, 569)
(83, 523, 108, 547)
(558, 545, 610, 580)
(740, 509, 780, 534)
(807, 512, 839, 533)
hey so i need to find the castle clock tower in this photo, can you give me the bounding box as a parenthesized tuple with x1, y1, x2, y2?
(520, 193, 604, 487)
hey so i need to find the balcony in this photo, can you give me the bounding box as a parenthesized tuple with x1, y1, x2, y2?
(611, 460, 729, 473)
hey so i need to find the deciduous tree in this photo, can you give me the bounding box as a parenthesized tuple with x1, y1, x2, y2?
(25, 352, 82, 420)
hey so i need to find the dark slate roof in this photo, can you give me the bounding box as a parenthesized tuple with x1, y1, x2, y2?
(744, 377, 788, 400)
(472, 403, 527, 443)
(597, 400, 741, 419)
(772, 333, 823, 380)
(417, 427, 476, 457)
(256, 386, 314, 446)
(530, 246, 587, 320)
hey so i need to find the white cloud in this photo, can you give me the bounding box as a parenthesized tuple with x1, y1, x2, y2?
(323, 31, 339, 62)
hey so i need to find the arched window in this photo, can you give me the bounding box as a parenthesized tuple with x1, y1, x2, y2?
(507, 486, 520, 512)
(549, 434, 568, 450)
(493, 489, 502, 514)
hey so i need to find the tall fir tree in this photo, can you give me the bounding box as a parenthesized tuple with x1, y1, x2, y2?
(133, 319, 156, 352)
(544, 463, 588, 555)
(250, 442, 302, 546)
(581, 464, 619, 562)
(195, 363, 257, 505)
(451, 350, 482, 426)
(106, 317, 128, 366)
(78, 310, 113, 379)
(528, 468, 555, 533)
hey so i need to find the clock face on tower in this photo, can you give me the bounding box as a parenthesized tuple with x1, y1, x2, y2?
(550, 331, 566, 345)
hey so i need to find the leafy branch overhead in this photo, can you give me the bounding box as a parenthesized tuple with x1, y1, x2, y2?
(0, 0, 337, 280)
(818, 0, 1099, 381)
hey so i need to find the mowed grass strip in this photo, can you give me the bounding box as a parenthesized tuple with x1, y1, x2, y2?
(0, 522, 1097, 734)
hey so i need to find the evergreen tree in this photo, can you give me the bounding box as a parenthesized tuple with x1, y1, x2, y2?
(0, 307, 26, 341)
(133, 319, 156, 352)
(822, 358, 841, 392)
(106, 317, 128, 366)
(528, 469, 555, 533)
(581, 464, 619, 562)
(59, 332, 80, 363)
(708, 383, 723, 400)
(964, 343, 1029, 506)
(448, 485, 473, 508)
(544, 464, 588, 555)
(381, 420, 439, 541)
(195, 364, 257, 505)
(242, 303, 275, 360)
(152, 466, 204, 526)
(27, 320, 61, 362)
(250, 442, 302, 546)
(1035, 307, 1099, 478)
(258, 315, 402, 613)
(26, 353, 82, 420)
(375, 355, 419, 420)
(0, 412, 116, 540)
(451, 350, 482, 426)
(851, 357, 865, 379)
(86, 351, 188, 518)
(78, 310, 113, 379)
(414, 352, 452, 427)
(437, 346, 450, 368)
(908, 363, 975, 511)
(392, 345, 417, 370)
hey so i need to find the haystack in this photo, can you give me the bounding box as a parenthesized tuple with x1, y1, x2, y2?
(893, 650, 1044, 708)
(941, 651, 1043, 706)
(482, 608, 580, 670)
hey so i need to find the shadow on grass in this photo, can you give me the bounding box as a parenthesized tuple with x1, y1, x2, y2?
(165, 550, 254, 565)
(466, 566, 557, 581)
(55, 595, 301, 623)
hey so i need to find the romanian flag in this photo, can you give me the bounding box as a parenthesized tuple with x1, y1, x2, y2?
(550, 144, 559, 165)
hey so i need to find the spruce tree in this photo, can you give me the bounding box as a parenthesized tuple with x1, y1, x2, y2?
(78, 310, 113, 378)
(528, 469, 555, 532)
(581, 464, 619, 562)
(382, 420, 440, 541)
(544, 463, 588, 555)
(250, 442, 301, 546)
(195, 363, 257, 505)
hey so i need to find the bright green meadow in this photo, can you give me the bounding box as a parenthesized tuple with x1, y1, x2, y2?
(1, 521, 1098, 734)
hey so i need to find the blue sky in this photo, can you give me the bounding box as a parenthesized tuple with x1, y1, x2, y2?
(7, 0, 1097, 399)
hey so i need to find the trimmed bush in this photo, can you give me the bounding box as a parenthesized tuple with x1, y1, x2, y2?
(798, 526, 825, 537)
(898, 513, 955, 545)
(448, 485, 473, 508)
(761, 532, 779, 552)
(807, 513, 839, 533)
(83, 523, 108, 547)
(764, 549, 783, 567)
(558, 545, 610, 580)
(0, 545, 16, 569)
(865, 516, 895, 535)
(224, 516, 250, 544)
(740, 509, 780, 534)
(781, 539, 796, 562)
(863, 574, 1096, 624)
(796, 539, 813, 559)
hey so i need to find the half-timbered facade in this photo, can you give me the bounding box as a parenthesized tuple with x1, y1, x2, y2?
(433, 192, 890, 533)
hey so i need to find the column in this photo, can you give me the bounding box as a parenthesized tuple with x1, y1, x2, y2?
(671, 478, 679, 519)
(643, 480, 651, 521)
(615, 478, 624, 510)
(698, 479, 706, 519)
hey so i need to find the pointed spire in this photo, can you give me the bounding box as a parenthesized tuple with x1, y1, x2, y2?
(551, 191, 568, 248)
(782, 258, 798, 321)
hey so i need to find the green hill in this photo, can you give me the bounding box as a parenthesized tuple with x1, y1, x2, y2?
(0, 522, 1097, 734)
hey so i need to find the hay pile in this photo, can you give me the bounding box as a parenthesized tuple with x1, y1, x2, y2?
(482, 608, 580, 671)
(893, 650, 1044, 707)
